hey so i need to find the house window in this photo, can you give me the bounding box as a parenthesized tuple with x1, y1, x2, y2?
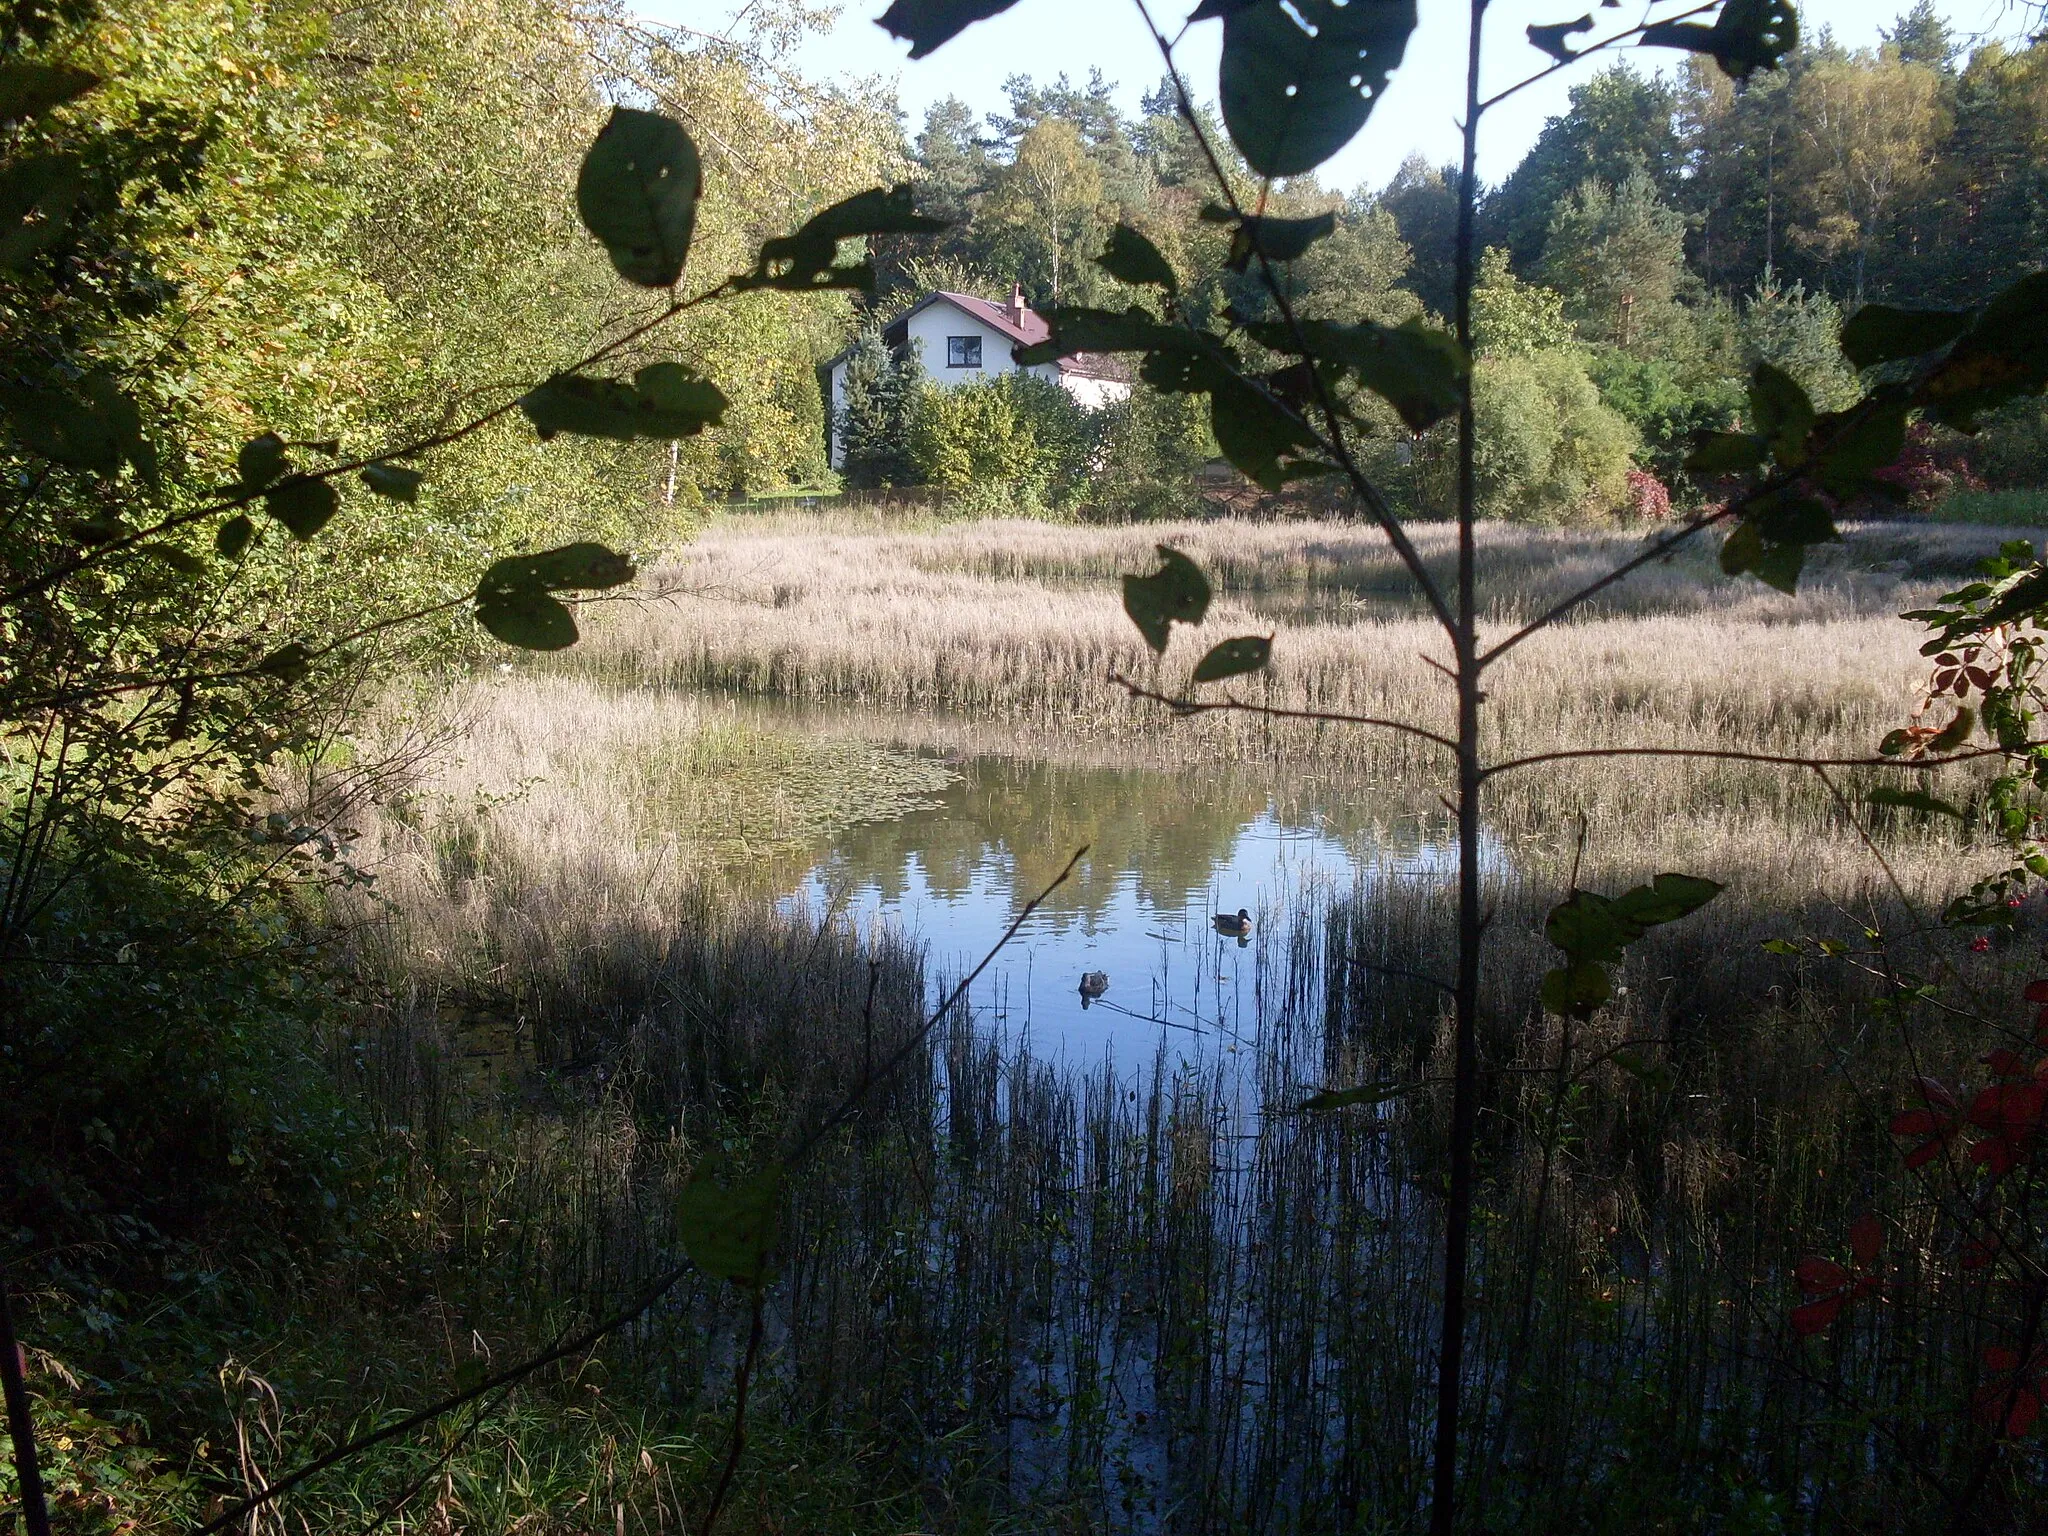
(946, 335, 982, 368)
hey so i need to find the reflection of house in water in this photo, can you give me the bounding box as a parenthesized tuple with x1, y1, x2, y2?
(823, 286, 1131, 469)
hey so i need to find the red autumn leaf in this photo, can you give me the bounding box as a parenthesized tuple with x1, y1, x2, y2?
(1905, 1136, 1951, 1170)
(1985, 1048, 2030, 1078)
(1791, 1294, 1845, 1336)
(1961, 1236, 1999, 1270)
(1849, 1213, 1883, 1265)
(1972, 1138, 2022, 1176)
(1796, 1257, 1851, 1294)
(1891, 1108, 1943, 1135)
(1985, 1347, 2021, 1373)
(1966, 667, 1997, 689)
(1969, 1081, 2046, 1132)
(2025, 980, 2048, 1003)
(1975, 1375, 2043, 1437)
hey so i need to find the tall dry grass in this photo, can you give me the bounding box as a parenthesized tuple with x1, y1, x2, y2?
(304, 514, 2044, 1533)
(576, 514, 2009, 915)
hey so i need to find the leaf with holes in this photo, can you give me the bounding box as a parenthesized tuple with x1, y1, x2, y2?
(1641, 0, 1797, 80)
(743, 184, 945, 294)
(1814, 393, 1910, 497)
(1123, 545, 1211, 653)
(1192, 635, 1272, 684)
(478, 542, 635, 598)
(678, 1158, 783, 1288)
(1239, 315, 1467, 431)
(576, 108, 701, 289)
(1218, 0, 1417, 178)
(264, 477, 339, 540)
(1202, 204, 1337, 271)
(1097, 224, 1178, 293)
(521, 365, 727, 442)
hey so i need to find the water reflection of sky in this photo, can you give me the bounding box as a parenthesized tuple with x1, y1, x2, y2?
(782, 754, 1459, 1065)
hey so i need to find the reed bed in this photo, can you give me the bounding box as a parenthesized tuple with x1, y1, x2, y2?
(309, 516, 2044, 1532)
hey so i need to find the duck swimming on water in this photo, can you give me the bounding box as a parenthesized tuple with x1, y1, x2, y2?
(1078, 970, 1109, 1008)
(1213, 908, 1252, 943)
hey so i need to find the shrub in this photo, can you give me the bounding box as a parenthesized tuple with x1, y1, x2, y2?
(908, 372, 1096, 505)
(1418, 350, 1638, 522)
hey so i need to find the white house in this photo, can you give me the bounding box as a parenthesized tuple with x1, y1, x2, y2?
(826, 285, 1131, 468)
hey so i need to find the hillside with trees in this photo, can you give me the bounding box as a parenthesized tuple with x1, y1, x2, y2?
(838, 3, 2046, 520)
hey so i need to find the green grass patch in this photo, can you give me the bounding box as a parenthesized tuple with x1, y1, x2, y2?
(1929, 488, 2048, 527)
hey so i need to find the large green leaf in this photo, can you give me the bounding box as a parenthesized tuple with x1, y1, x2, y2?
(237, 431, 289, 489)
(743, 184, 945, 294)
(472, 540, 635, 651)
(359, 463, 422, 502)
(0, 153, 81, 269)
(1097, 224, 1178, 294)
(1124, 545, 1211, 653)
(1242, 316, 1467, 431)
(876, 0, 1020, 58)
(677, 1158, 783, 1288)
(576, 108, 701, 289)
(1192, 634, 1272, 683)
(1014, 305, 1196, 365)
(1542, 872, 1722, 1019)
(1918, 271, 2048, 432)
(1720, 491, 1838, 594)
(520, 364, 727, 442)
(749, 183, 946, 294)
(478, 542, 635, 597)
(1217, 0, 1417, 178)
(1640, 0, 1797, 80)
(1201, 203, 1337, 271)
(1839, 304, 1971, 371)
(1813, 392, 1910, 498)
(475, 590, 577, 650)
(264, 476, 340, 540)
(1207, 373, 1319, 490)
(0, 63, 98, 123)
(215, 514, 256, 560)
(1748, 362, 1814, 467)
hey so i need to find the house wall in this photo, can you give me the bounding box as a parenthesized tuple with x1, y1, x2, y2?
(901, 302, 1058, 389)
(828, 298, 1124, 469)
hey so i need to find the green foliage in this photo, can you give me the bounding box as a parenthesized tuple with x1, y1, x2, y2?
(907, 371, 1094, 501)
(678, 1158, 784, 1288)
(1470, 248, 1576, 360)
(1415, 349, 1638, 522)
(834, 325, 921, 489)
(1542, 873, 1723, 1019)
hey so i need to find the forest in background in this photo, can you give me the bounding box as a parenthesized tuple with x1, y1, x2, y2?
(833, 1, 2048, 521)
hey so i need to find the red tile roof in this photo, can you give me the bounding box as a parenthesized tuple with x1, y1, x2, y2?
(833, 290, 1131, 385)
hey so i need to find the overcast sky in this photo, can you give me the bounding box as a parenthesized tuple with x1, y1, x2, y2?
(653, 0, 2035, 195)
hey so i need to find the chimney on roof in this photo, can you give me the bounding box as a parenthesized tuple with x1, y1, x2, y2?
(1010, 280, 1027, 329)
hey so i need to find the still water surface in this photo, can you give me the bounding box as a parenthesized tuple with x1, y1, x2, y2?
(779, 748, 1462, 1064)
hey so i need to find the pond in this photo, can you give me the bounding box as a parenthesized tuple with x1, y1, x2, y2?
(779, 743, 1468, 1065)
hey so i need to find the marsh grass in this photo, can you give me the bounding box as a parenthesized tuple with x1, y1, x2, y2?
(284, 516, 2047, 1532)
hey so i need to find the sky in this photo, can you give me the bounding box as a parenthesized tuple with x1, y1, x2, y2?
(653, 0, 2034, 195)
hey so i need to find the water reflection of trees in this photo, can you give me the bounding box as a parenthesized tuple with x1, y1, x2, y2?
(806, 755, 1452, 921)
